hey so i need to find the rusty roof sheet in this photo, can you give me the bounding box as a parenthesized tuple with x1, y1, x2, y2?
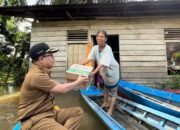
(0, 1, 180, 21)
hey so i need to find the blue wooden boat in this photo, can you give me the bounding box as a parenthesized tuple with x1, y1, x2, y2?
(81, 94, 126, 130)
(13, 122, 21, 130)
(118, 80, 180, 118)
(14, 85, 179, 130)
(80, 87, 180, 130)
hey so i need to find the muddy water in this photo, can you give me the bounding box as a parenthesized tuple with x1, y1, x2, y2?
(0, 91, 108, 130)
(0, 94, 19, 130)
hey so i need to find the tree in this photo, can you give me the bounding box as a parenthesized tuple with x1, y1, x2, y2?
(0, 0, 30, 92)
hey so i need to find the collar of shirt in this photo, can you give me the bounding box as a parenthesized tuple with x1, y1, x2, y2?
(31, 63, 51, 75)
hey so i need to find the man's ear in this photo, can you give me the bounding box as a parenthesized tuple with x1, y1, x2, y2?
(39, 56, 43, 61)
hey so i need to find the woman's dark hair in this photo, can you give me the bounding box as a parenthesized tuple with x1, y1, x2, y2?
(96, 30, 108, 39)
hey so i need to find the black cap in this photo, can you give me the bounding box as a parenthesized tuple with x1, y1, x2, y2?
(29, 43, 59, 59)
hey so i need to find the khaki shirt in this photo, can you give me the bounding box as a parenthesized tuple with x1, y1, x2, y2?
(17, 64, 58, 121)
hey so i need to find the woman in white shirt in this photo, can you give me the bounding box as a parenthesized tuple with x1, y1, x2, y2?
(81, 30, 119, 116)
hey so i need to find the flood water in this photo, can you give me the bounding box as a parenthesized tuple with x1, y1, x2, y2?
(0, 91, 108, 130)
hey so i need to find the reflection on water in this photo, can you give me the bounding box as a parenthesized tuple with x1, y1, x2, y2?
(54, 91, 107, 130)
(0, 91, 107, 130)
(0, 95, 19, 130)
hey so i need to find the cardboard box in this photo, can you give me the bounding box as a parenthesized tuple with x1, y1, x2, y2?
(66, 64, 93, 80)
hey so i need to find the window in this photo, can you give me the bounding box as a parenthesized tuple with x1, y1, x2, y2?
(67, 30, 88, 41)
(165, 29, 180, 75)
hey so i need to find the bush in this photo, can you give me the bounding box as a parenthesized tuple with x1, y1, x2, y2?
(155, 75, 180, 89)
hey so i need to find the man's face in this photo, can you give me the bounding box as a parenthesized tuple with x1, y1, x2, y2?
(40, 53, 55, 69)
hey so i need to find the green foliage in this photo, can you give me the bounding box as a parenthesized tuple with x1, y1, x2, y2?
(0, 0, 29, 90)
(155, 75, 180, 89)
(175, 52, 180, 57)
(13, 57, 29, 86)
(5, 0, 27, 6)
(0, 0, 3, 5)
(6, 18, 16, 31)
(175, 52, 180, 62)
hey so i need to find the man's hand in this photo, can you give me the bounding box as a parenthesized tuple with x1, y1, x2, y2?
(76, 75, 89, 89)
(77, 75, 89, 84)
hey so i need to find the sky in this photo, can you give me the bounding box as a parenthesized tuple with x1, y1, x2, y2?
(26, 0, 38, 5)
(27, 0, 52, 5)
(19, 0, 38, 32)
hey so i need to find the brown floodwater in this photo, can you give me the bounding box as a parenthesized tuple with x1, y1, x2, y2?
(0, 91, 108, 130)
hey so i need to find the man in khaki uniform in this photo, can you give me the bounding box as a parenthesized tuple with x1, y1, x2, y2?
(18, 42, 88, 130)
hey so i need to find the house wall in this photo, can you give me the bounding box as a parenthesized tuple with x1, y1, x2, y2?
(31, 17, 180, 86)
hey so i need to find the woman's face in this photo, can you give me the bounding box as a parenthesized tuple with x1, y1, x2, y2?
(96, 32, 107, 47)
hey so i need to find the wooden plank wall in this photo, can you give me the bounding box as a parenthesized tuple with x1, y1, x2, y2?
(31, 23, 89, 83)
(67, 43, 86, 67)
(31, 17, 180, 86)
(31, 27, 67, 83)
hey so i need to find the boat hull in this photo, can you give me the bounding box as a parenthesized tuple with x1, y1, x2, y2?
(118, 80, 180, 118)
(80, 89, 126, 130)
(80, 88, 180, 130)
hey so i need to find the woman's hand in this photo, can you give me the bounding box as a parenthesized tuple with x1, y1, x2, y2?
(89, 71, 95, 78)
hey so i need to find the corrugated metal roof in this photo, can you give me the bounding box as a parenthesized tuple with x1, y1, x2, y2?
(0, 0, 180, 21)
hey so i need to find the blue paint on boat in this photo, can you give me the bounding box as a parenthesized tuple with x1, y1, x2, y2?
(116, 96, 180, 130)
(13, 121, 21, 130)
(118, 80, 180, 118)
(81, 93, 126, 130)
(81, 87, 180, 130)
(119, 80, 180, 103)
(80, 86, 103, 97)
